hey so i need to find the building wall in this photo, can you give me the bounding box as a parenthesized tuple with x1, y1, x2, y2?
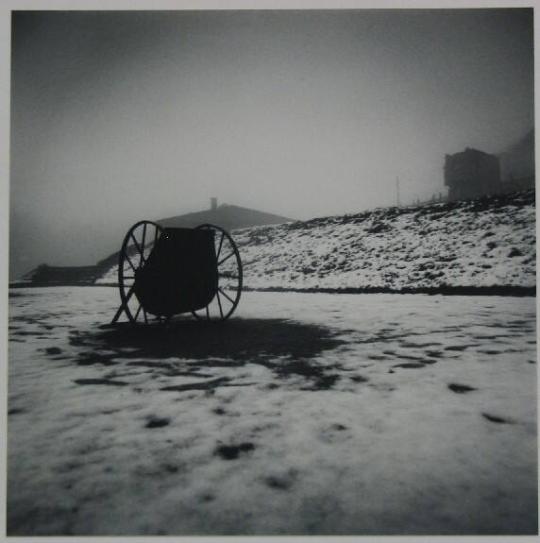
(444, 148, 501, 201)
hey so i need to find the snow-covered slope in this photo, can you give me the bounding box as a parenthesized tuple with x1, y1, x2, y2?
(233, 190, 535, 291)
(98, 191, 535, 291)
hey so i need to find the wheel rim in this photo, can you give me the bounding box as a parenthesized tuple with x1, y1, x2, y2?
(118, 220, 165, 324)
(192, 224, 243, 321)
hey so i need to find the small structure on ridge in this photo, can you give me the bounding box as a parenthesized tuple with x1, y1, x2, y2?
(444, 147, 501, 201)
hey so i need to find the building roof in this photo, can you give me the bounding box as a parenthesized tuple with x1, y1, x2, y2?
(445, 147, 496, 161)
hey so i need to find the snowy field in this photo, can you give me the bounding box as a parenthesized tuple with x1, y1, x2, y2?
(7, 286, 537, 535)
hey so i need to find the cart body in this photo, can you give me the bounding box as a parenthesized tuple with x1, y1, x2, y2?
(112, 221, 242, 324)
(134, 227, 217, 316)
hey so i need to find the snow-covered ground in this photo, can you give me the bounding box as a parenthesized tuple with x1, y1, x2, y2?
(232, 191, 535, 290)
(96, 191, 536, 291)
(7, 286, 537, 535)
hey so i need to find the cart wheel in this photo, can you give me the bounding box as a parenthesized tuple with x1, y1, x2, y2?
(192, 224, 243, 321)
(117, 220, 165, 324)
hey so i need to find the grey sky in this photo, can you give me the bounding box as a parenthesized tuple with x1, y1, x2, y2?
(10, 9, 534, 278)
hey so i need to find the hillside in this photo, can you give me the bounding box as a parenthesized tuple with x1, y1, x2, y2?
(158, 204, 293, 231)
(233, 190, 535, 292)
(96, 190, 535, 293)
(18, 203, 294, 286)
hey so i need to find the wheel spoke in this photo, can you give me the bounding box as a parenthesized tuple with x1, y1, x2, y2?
(125, 253, 137, 272)
(123, 284, 136, 302)
(217, 291, 224, 318)
(218, 287, 235, 305)
(218, 251, 235, 266)
(141, 223, 147, 259)
(112, 284, 136, 323)
(130, 234, 145, 265)
(216, 233, 225, 260)
(134, 304, 142, 321)
(219, 271, 238, 279)
(206, 304, 210, 320)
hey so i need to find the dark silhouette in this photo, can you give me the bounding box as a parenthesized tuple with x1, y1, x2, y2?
(112, 222, 243, 324)
(444, 148, 501, 201)
(69, 317, 346, 391)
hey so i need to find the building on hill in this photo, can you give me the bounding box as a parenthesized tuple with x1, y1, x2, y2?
(444, 148, 501, 201)
(158, 199, 294, 231)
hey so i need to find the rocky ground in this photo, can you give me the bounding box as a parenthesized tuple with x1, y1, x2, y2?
(230, 190, 535, 292)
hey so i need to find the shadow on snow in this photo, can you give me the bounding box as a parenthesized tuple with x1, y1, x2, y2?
(68, 318, 347, 391)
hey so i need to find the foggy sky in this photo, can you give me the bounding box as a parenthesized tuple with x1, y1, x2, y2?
(10, 9, 534, 278)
